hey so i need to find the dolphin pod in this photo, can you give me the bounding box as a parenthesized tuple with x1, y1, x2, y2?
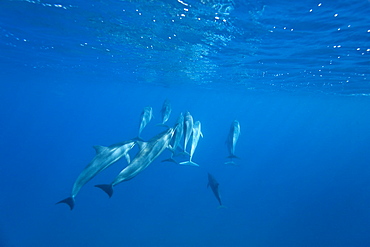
(95, 127, 176, 197)
(57, 100, 241, 209)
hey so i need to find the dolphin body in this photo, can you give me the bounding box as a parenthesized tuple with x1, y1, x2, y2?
(138, 106, 153, 140)
(207, 173, 223, 206)
(157, 99, 171, 127)
(95, 127, 175, 197)
(183, 111, 194, 154)
(179, 121, 203, 167)
(56, 140, 136, 210)
(162, 113, 184, 163)
(225, 120, 240, 165)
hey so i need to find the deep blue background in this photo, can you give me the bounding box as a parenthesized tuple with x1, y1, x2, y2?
(1, 0, 370, 246)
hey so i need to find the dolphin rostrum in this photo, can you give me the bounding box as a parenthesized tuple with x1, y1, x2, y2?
(95, 127, 175, 197)
(183, 111, 193, 154)
(225, 120, 240, 165)
(207, 173, 223, 206)
(138, 106, 153, 140)
(56, 140, 136, 210)
(157, 99, 171, 127)
(162, 113, 183, 163)
(179, 120, 203, 167)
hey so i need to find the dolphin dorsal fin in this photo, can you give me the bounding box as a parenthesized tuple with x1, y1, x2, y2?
(136, 141, 147, 150)
(93, 145, 108, 154)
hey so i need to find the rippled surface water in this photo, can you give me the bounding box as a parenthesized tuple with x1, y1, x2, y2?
(1, 0, 369, 94)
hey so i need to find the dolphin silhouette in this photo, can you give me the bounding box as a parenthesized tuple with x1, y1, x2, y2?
(138, 106, 153, 140)
(162, 113, 184, 163)
(207, 173, 223, 206)
(183, 111, 193, 153)
(157, 99, 171, 127)
(225, 120, 240, 165)
(180, 120, 203, 167)
(57, 140, 136, 210)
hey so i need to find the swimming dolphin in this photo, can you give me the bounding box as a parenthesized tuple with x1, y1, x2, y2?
(179, 121, 203, 167)
(95, 126, 176, 197)
(207, 173, 223, 206)
(157, 99, 171, 127)
(56, 140, 136, 210)
(138, 106, 153, 140)
(183, 111, 193, 154)
(162, 113, 184, 163)
(225, 120, 240, 165)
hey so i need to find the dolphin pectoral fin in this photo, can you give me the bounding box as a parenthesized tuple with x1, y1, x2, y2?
(56, 197, 75, 210)
(161, 158, 178, 164)
(227, 155, 240, 159)
(124, 153, 131, 164)
(224, 161, 237, 165)
(95, 184, 114, 198)
(179, 161, 199, 167)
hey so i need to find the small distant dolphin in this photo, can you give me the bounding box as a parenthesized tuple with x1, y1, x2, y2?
(180, 121, 203, 167)
(225, 120, 240, 165)
(95, 127, 175, 197)
(207, 173, 223, 206)
(183, 111, 194, 153)
(138, 106, 153, 140)
(56, 140, 136, 210)
(162, 113, 184, 163)
(157, 99, 171, 127)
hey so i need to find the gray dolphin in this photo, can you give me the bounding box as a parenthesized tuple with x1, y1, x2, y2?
(157, 99, 172, 127)
(183, 111, 194, 153)
(57, 140, 136, 210)
(95, 127, 175, 197)
(138, 106, 153, 140)
(162, 113, 184, 163)
(179, 120, 203, 167)
(225, 120, 240, 165)
(207, 173, 223, 206)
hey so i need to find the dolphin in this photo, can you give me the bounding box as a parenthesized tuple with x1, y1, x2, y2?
(157, 99, 171, 127)
(179, 121, 203, 167)
(183, 111, 193, 154)
(56, 140, 136, 210)
(138, 106, 153, 140)
(162, 113, 184, 163)
(207, 173, 223, 206)
(225, 120, 240, 165)
(95, 127, 175, 197)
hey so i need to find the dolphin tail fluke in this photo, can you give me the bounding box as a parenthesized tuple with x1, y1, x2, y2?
(224, 161, 237, 165)
(218, 205, 227, 209)
(95, 184, 114, 198)
(56, 196, 75, 210)
(227, 154, 240, 159)
(179, 161, 199, 167)
(161, 158, 178, 164)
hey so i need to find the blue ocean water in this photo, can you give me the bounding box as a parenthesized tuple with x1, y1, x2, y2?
(1, 0, 370, 246)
